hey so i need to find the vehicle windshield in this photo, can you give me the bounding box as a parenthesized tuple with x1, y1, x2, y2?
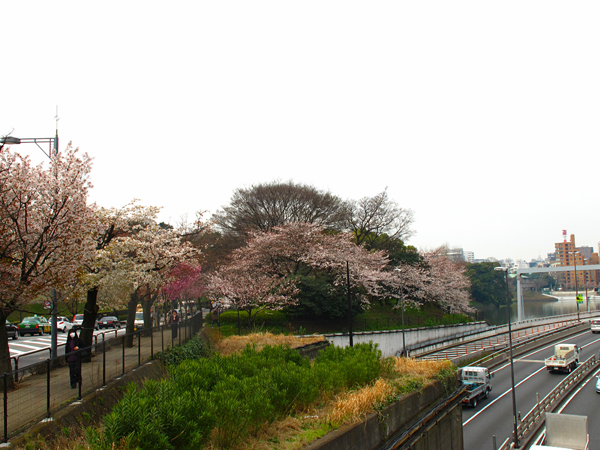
(74, 314, 84, 320)
(135, 312, 143, 320)
(22, 317, 38, 323)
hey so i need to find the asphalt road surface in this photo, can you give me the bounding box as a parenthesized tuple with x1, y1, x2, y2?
(462, 328, 600, 450)
(9, 327, 126, 369)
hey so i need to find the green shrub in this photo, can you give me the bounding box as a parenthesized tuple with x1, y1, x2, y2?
(155, 335, 210, 366)
(93, 341, 383, 449)
(219, 309, 287, 325)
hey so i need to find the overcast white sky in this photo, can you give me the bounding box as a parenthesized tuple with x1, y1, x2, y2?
(3, 1, 599, 262)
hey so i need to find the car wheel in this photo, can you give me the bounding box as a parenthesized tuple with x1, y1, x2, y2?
(485, 390, 489, 399)
(12, 331, 18, 340)
(472, 398, 477, 407)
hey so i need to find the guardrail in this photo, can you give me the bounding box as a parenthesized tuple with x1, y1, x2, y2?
(1, 313, 204, 443)
(497, 354, 599, 450)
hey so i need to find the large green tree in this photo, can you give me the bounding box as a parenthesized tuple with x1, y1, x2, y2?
(465, 262, 508, 308)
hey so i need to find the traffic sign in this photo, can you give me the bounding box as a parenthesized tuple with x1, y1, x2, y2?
(576, 294, 583, 304)
(43, 299, 51, 309)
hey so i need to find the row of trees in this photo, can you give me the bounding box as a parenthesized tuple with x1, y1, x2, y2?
(0, 145, 474, 379)
(0, 143, 206, 378)
(204, 181, 472, 325)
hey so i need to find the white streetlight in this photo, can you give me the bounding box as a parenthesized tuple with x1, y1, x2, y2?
(495, 265, 519, 448)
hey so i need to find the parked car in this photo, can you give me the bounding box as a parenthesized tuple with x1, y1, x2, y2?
(591, 319, 600, 334)
(18, 315, 51, 336)
(597, 375, 600, 393)
(5, 321, 19, 340)
(72, 314, 99, 330)
(99, 316, 121, 329)
(56, 316, 73, 333)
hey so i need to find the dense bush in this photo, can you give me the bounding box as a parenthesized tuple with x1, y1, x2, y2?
(154, 334, 211, 366)
(90, 342, 382, 450)
(218, 308, 287, 325)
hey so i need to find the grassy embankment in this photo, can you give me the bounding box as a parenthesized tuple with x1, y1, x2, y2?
(17, 331, 455, 450)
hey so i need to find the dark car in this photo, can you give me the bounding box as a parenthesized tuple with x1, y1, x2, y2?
(98, 316, 121, 329)
(5, 321, 19, 340)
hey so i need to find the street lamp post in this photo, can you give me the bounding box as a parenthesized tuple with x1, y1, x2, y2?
(567, 250, 581, 321)
(495, 266, 519, 448)
(1, 132, 60, 360)
(394, 268, 406, 356)
(346, 261, 353, 347)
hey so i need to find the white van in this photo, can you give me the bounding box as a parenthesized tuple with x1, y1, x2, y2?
(591, 319, 600, 334)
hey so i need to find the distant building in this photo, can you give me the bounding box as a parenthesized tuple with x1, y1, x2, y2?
(445, 247, 465, 262)
(464, 251, 474, 263)
(554, 234, 599, 289)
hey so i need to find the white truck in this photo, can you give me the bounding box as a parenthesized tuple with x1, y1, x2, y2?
(545, 344, 580, 373)
(530, 413, 589, 450)
(458, 366, 493, 407)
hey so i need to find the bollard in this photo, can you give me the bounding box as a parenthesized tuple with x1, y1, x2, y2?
(46, 359, 51, 417)
(492, 435, 497, 450)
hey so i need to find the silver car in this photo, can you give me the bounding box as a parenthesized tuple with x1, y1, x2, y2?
(72, 314, 99, 330)
(596, 375, 600, 394)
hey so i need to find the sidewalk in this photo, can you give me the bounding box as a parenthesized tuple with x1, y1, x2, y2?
(1, 316, 202, 442)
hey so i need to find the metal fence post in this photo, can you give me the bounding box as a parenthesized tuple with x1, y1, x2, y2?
(138, 332, 141, 367)
(3, 373, 8, 443)
(78, 350, 82, 400)
(161, 322, 164, 353)
(102, 341, 106, 386)
(46, 359, 51, 417)
(150, 326, 154, 359)
(122, 335, 125, 375)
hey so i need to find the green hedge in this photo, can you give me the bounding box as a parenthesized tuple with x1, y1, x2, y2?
(217, 308, 288, 325)
(88, 342, 382, 450)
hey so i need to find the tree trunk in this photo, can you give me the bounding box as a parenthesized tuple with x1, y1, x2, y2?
(81, 287, 100, 362)
(141, 297, 153, 337)
(0, 313, 14, 389)
(125, 294, 139, 348)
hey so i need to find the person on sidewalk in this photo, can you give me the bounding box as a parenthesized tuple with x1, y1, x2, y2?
(171, 310, 179, 340)
(65, 330, 83, 389)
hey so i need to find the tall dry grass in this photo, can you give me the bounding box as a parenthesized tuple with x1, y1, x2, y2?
(327, 357, 454, 426)
(216, 332, 326, 356)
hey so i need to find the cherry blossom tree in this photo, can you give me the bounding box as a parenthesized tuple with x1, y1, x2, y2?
(0, 144, 95, 378)
(78, 201, 161, 349)
(98, 223, 201, 345)
(162, 262, 204, 320)
(206, 223, 391, 323)
(419, 247, 472, 314)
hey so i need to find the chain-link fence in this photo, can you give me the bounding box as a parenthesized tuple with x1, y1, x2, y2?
(1, 313, 204, 442)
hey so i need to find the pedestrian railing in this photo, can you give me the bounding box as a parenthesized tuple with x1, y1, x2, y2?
(1, 313, 203, 442)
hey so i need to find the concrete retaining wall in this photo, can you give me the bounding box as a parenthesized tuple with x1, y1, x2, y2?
(324, 322, 490, 357)
(303, 380, 462, 450)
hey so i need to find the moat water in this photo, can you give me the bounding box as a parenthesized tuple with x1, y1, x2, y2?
(476, 291, 600, 326)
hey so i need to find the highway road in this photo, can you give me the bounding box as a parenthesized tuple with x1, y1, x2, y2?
(8, 328, 126, 369)
(532, 364, 600, 446)
(462, 327, 600, 450)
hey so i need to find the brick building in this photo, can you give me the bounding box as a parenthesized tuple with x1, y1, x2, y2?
(554, 234, 600, 289)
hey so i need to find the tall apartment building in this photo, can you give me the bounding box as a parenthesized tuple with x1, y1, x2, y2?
(554, 234, 600, 289)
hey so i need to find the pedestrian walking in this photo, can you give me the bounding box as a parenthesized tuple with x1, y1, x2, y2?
(171, 310, 179, 340)
(65, 330, 83, 389)
(212, 305, 220, 326)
